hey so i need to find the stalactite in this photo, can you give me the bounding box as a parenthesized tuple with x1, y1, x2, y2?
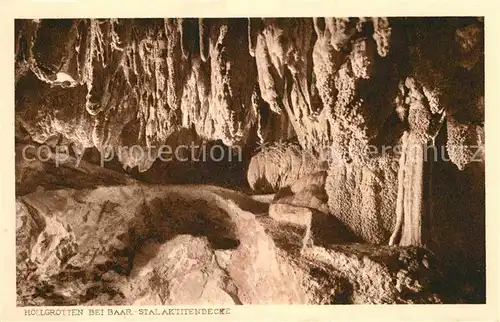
(446, 116, 481, 171)
(372, 17, 392, 57)
(199, 18, 210, 62)
(247, 18, 261, 57)
(325, 18, 358, 51)
(165, 18, 187, 111)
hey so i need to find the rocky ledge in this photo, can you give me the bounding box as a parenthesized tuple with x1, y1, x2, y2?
(17, 184, 442, 305)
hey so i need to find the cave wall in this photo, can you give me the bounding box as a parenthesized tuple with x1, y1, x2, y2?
(15, 18, 484, 250)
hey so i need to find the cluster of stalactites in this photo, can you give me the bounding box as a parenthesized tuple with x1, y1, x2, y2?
(16, 18, 483, 172)
(15, 18, 262, 171)
(249, 17, 394, 165)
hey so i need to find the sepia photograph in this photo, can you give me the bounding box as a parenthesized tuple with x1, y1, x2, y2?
(12, 15, 486, 309)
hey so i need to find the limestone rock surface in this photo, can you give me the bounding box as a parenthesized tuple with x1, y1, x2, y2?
(17, 184, 443, 305)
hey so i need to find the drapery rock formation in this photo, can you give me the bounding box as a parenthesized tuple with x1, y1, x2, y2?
(15, 17, 485, 304)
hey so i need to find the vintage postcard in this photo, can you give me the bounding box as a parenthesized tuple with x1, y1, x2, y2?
(1, 0, 499, 321)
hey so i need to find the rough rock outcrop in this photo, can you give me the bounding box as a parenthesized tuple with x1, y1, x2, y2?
(247, 141, 328, 193)
(272, 170, 329, 215)
(15, 141, 138, 196)
(17, 184, 443, 305)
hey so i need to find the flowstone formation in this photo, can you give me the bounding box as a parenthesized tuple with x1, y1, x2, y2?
(15, 17, 485, 304)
